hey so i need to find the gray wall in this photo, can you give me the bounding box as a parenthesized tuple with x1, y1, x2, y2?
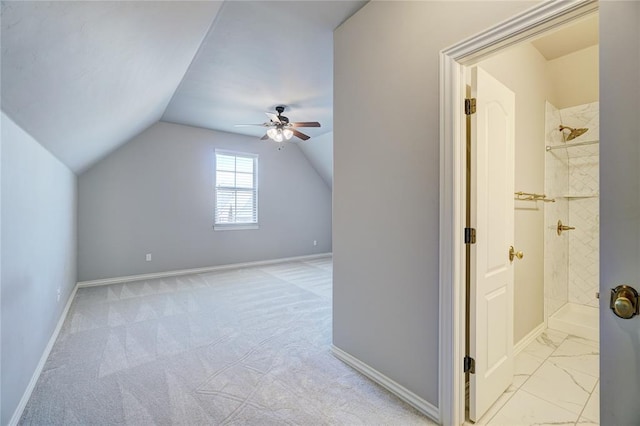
(333, 0, 534, 408)
(0, 111, 3, 425)
(78, 121, 332, 282)
(298, 131, 333, 190)
(1, 112, 78, 425)
(599, 2, 640, 424)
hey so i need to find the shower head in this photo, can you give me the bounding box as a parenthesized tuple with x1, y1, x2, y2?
(559, 125, 588, 141)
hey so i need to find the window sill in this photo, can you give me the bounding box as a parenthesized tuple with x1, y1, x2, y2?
(213, 224, 259, 231)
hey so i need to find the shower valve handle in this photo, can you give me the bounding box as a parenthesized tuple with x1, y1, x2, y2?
(557, 220, 575, 236)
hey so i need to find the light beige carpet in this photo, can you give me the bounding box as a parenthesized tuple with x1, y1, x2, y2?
(20, 257, 433, 425)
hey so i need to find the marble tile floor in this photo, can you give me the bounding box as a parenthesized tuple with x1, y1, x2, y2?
(476, 329, 599, 426)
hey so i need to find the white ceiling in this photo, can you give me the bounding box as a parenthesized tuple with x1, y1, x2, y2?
(163, 1, 366, 141)
(1, 1, 366, 174)
(1, 1, 223, 173)
(531, 13, 598, 60)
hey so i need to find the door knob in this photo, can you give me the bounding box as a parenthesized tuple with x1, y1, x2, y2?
(509, 246, 524, 263)
(610, 285, 640, 319)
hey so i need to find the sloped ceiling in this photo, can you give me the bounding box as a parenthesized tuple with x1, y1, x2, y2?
(1, 1, 366, 179)
(1, 1, 223, 173)
(163, 1, 366, 142)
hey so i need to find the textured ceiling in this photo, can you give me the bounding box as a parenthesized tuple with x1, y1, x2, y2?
(1, 1, 366, 175)
(162, 1, 367, 140)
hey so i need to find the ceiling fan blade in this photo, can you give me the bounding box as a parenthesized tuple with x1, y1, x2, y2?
(290, 121, 321, 128)
(291, 129, 310, 141)
(260, 133, 270, 140)
(235, 123, 267, 127)
(265, 112, 281, 123)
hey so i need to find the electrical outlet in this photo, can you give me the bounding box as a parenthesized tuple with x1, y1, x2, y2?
(313, 240, 317, 246)
(56, 288, 61, 302)
(146, 253, 152, 261)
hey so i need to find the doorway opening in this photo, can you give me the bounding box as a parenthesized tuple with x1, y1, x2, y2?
(465, 13, 600, 424)
(438, 1, 599, 425)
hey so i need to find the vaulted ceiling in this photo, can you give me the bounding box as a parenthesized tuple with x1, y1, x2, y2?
(1, 1, 366, 174)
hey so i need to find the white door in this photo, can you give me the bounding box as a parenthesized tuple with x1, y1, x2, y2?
(469, 66, 516, 422)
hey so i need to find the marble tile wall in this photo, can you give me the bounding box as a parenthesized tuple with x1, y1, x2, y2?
(563, 102, 599, 308)
(558, 102, 600, 145)
(544, 102, 569, 318)
(544, 101, 600, 316)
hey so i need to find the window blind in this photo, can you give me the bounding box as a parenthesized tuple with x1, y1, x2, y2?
(215, 151, 258, 226)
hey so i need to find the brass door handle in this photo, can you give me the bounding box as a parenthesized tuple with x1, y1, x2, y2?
(610, 285, 640, 319)
(557, 220, 575, 236)
(509, 246, 524, 263)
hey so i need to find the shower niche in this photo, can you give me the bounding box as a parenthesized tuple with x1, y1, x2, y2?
(544, 101, 599, 341)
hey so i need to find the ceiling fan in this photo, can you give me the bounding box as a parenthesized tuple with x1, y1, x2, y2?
(235, 105, 321, 142)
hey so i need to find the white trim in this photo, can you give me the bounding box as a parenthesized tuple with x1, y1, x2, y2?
(438, 47, 466, 426)
(9, 283, 79, 426)
(331, 345, 439, 423)
(214, 149, 259, 228)
(214, 148, 259, 159)
(213, 223, 259, 231)
(438, 1, 598, 424)
(513, 322, 546, 356)
(443, 0, 598, 65)
(77, 253, 332, 288)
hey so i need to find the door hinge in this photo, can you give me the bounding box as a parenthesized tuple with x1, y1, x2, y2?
(465, 98, 477, 115)
(464, 227, 476, 244)
(464, 356, 475, 374)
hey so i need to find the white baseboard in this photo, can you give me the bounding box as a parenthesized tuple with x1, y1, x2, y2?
(77, 253, 332, 288)
(513, 322, 546, 355)
(331, 345, 440, 423)
(9, 283, 79, 426)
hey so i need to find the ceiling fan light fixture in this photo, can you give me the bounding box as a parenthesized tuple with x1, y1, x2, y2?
(266, 127, 293, 142)
(238, 106, 320, 142)
(267, 127, 283, 142)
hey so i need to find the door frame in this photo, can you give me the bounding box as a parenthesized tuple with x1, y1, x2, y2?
(438, 1, 599, 424)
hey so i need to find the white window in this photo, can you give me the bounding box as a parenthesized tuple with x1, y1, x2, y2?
(214, 150, 258, 230)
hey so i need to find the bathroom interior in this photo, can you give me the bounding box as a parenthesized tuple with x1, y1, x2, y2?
(544, 100, 599, 342)
(472, 12, 600, 424)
